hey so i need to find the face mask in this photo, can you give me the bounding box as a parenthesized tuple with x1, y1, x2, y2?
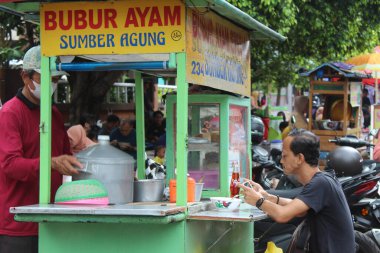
(29, 80, 58, 99)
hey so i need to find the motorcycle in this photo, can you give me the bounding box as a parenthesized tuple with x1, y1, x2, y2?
(328, 135, 380, 234)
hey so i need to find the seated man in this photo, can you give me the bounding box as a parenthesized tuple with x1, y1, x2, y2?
(110, 119, 136, 159)
(99, 114, 120, 136)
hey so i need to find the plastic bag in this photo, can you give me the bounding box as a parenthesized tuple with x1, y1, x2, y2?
(265, 241, 283, 253)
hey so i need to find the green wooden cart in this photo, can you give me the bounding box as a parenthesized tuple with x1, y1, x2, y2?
(4, 0, 285, 252)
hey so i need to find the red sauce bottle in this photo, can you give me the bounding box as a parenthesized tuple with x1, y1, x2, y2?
(230, 161, 240, 197)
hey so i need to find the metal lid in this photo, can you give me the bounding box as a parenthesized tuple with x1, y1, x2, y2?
(75, 140, 135, 165)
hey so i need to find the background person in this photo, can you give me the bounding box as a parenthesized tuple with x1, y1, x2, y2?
(78, 113, 96, 136)
(239, 129, 355, 253)
(67, 124, 96, 154)
(88, 124, 100, 142)
(362, 88, 371, 109)
(153, 145, 166, 165)
(110, 119, 137, 159)
(362, 88, 371, 129)
(146, 110, 166, 144)
(0, 46, 82, 253)
(277, 111, 289, 135)
(99, 114, 120, 136)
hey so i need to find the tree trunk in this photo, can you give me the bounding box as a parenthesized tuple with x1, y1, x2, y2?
(68, 70, 124, 124)
(276, 86, 281, 106)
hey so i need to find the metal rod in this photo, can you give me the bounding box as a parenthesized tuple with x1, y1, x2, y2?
(57, 61, 168, 71)
(205, 226, 233, 253)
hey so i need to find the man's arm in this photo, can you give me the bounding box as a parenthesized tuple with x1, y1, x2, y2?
(257, 198, 309, 223)
(239, 182, 309, 223)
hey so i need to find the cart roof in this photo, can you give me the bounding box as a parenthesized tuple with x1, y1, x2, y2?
(0, 0, 286, 41)
(299, 62, 370, 79)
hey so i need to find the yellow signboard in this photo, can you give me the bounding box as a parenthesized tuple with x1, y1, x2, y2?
(186, 9, 251, 97)
(40, 0, 186, 56)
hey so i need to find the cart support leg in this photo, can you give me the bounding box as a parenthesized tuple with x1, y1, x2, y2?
(135, 71, 146, 179)
(176, 52, 188, 206)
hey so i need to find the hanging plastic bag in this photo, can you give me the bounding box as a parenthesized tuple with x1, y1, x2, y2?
(265, 241, 283, 253)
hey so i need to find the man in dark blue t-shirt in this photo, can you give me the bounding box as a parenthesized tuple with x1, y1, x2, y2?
(239, 129, 355, 253)
(110, 119, 137, 159)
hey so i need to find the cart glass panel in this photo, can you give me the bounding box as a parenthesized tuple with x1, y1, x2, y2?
(187, 104, 220, 190)
(173, 103, 221, 190)
(228, 105, 249, 182)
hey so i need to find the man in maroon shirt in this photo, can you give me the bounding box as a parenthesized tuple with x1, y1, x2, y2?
(0, 46, 82, 253)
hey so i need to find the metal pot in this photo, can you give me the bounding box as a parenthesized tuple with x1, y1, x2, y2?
(72, 135, 135, 204)
(133, 179, 165, 202)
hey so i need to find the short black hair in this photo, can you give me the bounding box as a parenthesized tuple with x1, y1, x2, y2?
(107, 114, 120, 123)
(153, 110, 164, 118)
(277, 111, 286, 122)
(288, 128, 320, 167)
(154, 145, 165, 156)
(79, 113, 96, 127)
(88, 125, 100, 141)
(279, 121, 289, 132)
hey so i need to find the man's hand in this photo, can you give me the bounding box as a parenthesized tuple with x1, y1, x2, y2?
(51, 155, 82, 175)
(240, 179, 269, 198)
(237, 182, 263, 206)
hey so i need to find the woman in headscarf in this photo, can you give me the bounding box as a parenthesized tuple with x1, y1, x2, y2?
(67, 125, 96, 154)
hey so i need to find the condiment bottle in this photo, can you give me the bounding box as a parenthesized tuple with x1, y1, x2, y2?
(230, 161, 240, 197)
(169, 177, 196, 203)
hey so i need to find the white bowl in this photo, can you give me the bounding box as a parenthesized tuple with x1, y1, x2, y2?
(210, 197, 242, 211)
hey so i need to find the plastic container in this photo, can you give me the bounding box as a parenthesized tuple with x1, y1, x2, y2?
(169, 177, 196, 203)
(195, 183, 204, 202)
(72, 135, 135, 204)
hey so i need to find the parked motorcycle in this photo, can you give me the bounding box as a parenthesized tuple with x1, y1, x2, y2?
(327, 136, 380, 235)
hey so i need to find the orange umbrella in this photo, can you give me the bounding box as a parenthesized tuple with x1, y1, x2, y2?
(346, 46, 380, 103)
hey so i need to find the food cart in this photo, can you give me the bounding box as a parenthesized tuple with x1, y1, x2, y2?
(300, 63, 366, 165)
(5, 1, 285, 252)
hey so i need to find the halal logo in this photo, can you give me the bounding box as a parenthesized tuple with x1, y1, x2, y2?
(171, 30, 182, 41)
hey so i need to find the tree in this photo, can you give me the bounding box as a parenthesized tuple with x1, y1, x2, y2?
(4, 1, 380, 118)
(0, 12, 26, 67)
(228, 0, 380, 93)
(67, 68, 124, 123)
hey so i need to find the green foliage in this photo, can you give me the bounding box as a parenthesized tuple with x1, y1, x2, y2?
(0, 46, 23, 66)
(228, 0, 380, 91)
(0, 12, 26, 66)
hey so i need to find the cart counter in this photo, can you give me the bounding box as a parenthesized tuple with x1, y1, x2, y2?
(10, 202, 266, 253)
(11, 202, 266, 223)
